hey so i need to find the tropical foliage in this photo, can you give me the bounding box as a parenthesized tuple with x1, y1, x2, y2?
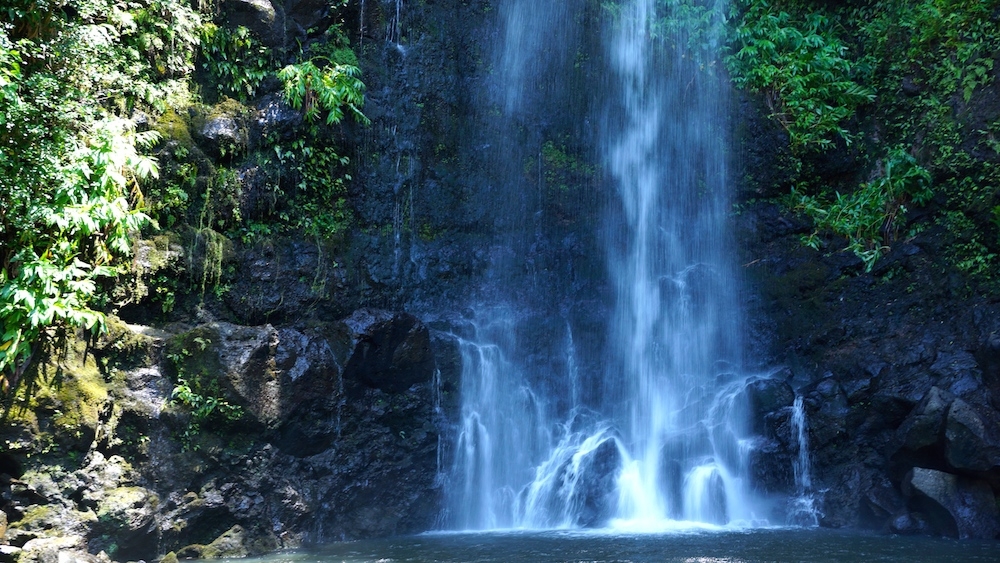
(728, 0, 1000, 274)
(1, 0, 371, 408)
(727, 3, 874, 152)
(789, 149, 932, 270)
(0, 0, 193, 406)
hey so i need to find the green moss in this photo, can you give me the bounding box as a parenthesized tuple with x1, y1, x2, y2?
(199, 525, 249, 559)
(9, 505, 56, 531)
(98, 316, 156, 374)
(418, 222, 447, 242)
(206, 97, 251, 121)
(539, 141, 596, 193)
(148, 233, 185, 270)
(96, 486, 157, 525)
(23, 337, 110, 437)
(164, 326, 223, 383)
(154, 108, 194, 147)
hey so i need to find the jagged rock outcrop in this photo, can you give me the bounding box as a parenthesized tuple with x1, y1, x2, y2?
(0, 310, 456, 562)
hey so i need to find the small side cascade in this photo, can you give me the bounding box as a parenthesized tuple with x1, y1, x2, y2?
(433, 367, 444, 477)
(565, 320, 581, 408)
(788, 395, 820, 525)
(447, 321, 555, 530)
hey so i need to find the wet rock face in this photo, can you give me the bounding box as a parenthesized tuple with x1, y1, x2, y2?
(745, 376, 795, 434)
(343, 310, 436, 393)
(149, 312, 444, 549)
(739, 190, 1000, 537)
(904, 468, 1000, 539)
(944, 398, 1000, 473)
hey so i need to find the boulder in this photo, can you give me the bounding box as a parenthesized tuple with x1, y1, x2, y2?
(863, 474, 906, 520)
(905, 468, 1000, 539)
(897, 386, 952, 452)
(223, 0, 279, 47)
(284, 0, 330, 36)
(90, 486, 158, 560)
(944, 398, 1000, 472)
(255, 94, 302, 142)
(17, 536, 93, 563)
(569, 438, 622, 527)
(204, 524, 253, 558)
(889, 511, 933, 535)
(197, 115, 247, 159)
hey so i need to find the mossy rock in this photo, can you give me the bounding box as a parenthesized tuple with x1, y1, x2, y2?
(206, 97, 252, 121)
(94, 317, 157, 375)
(9, 505, 57, 532)
(26, 337, 109, 447)
(95, 486, 158, 533)
(135, 233, 187, 277)
(189, 98, 251, 159)
(154, 108, 194, 147)
(201, 525, 249, 559)
(122, 232, 190, 317)
(164, 326, 223, 383)
(18, 536, 89, 563)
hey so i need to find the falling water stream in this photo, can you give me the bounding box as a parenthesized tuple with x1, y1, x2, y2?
(447, 0, 766, 530)
(602, 0, 748, 526)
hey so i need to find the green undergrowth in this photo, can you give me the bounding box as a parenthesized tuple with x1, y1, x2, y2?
(1, 0, 368, 409)
(728, 0, 1000, 278)
(164, 328, 244, 450)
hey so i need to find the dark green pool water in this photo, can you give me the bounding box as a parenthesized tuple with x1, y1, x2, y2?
(231, 528, 999, 562)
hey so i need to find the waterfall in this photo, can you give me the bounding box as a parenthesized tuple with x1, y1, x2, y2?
(601, 0, 753, 525)
(387, 0, 403, 45)
(792, 396, 812, 492)
(446, 0, 767, 529)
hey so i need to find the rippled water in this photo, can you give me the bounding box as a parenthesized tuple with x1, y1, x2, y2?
(231, 529, 997, 563)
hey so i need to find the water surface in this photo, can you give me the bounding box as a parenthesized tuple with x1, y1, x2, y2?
(235, 529, 997, 563)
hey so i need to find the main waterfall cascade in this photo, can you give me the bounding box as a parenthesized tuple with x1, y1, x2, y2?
(447, 0, 792, 529)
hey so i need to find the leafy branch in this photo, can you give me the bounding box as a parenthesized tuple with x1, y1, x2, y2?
(1, 116, 157, 406)
(278, 58, 370, 127)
